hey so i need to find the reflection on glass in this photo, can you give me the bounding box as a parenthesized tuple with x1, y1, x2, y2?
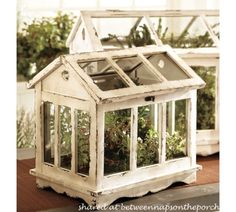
(115, 56, 161, 85)
(137, 105, 159, 167)
(75, 109, 90, 175)
(145, 53, 189, 81)
(104, 109, 131, 175)
(59, 105, 72, 170)
(192, 66, 216, 130)
(43, 102, 55, 164)
(150, 16, 216, 48)
(78, 59, 128, 91)
(92, 17, 155, 49)
(166, 100, 187, 160)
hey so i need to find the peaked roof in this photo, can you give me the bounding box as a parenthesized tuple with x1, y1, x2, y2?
(28, 45, 205, 103)
(66, 9, 219, 50)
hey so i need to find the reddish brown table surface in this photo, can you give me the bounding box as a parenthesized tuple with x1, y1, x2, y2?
(17, 154, 219, 212)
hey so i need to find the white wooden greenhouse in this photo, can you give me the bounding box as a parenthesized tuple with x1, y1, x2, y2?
(28, 44, 205, 207)
(66, 10, 219, 156)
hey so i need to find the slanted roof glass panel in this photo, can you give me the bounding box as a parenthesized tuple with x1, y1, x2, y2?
(78, 59, 128, 91)
(145, 53, 190, 81)
(115, 56, 162, 85)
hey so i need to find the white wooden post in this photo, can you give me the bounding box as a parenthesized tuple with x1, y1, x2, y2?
(187, 90, 197, 166)
(71, 107, 76, 173)
(215, 62, 219, 132)
(96, 105, 104, 189)
(54, 104, 59, 168)
(154, 104, 159, 132)
(168, 101, 175, 135)
(130, 107, 138, 171)
(159, 103, 166, 163)
(35, 82, 42, 172)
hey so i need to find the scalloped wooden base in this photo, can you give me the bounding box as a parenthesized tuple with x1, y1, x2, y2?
(34, 167, 197, 209)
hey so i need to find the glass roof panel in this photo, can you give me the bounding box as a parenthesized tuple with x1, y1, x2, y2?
(145, 53, 189, 81)
(115, 56, 162, 85)
(78, 59, 128, 91)
(149, 16, 217, 48)
(92, 17, 156, 49)
(205, 16, 219, 38)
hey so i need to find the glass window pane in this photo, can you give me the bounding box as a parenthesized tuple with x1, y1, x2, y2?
(43, 102, 55, 164)
(145, 53, 189, 81)
(115, 56, 161, 85)
(166, 100, 187, 160)
(205, 17, 219, 38)
(92, 17, 156, 49)
(75, 109, 90, 175)
(104, 109, 131, 175)
(149, 16, 216, 48)
(192, 66, 216, 130)
(78, 59, 128, 91)
(137, 104, 159, 167)
(59, 105, 72, 170)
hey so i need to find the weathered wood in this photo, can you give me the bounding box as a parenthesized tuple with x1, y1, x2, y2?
(106, 57, 136, 87)
(215, 63, 219, 133)
(137, 53, 167, 82)
(200, 15, 220, 47)
(187, 90, 197, 166)
(42, 64, 91, 101)
(160, 103, 166, 163)
(144, 16, 163, 46)
(130, 107, 138, 171)
(80, 14, 103, 51)
(88, 101, 97, 187)
(80, 10, 219, 19)
(168, 101, 175, 135)
(96, 105, 104, 190)
(35, 82, 43, 173)
(54, 104, 59, 167)
(28, 58, 61, 89)
(30, 42, 203, 208)
(71, 106, 76, 174)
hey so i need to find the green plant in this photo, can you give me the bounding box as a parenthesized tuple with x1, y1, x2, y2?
(137, 128, 159, 167)
(17, 108, 35, 148)
(17, 12, 75, 79)
(166, 132, 186, 160)
(76, 110, 90, 174)
(193, 66, 216, 129)
(104, 109, 131, 174)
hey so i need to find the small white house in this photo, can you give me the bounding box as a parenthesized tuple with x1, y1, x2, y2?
(28, 45, 205, 207)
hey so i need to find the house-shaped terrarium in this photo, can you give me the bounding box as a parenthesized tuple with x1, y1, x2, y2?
(28, 45, 205, 208)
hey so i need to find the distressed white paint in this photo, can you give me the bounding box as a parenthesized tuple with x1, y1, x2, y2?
(29, 45, 204, 208)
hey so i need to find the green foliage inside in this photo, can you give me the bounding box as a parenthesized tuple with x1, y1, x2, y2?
(59, 106, 72, 169)
(193, 66, 216, 129)
(104, 109, 131, 175)
(137, 105, 159, 167)
(166, 132, 186, 160)
(76, 110, 90, 174)
(104, 104, 186, 172)
(17, 108, 35, 148)
(17, 12, 75, 79)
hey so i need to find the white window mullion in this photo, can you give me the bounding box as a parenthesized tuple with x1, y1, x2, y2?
(130, 107, 138, 171)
